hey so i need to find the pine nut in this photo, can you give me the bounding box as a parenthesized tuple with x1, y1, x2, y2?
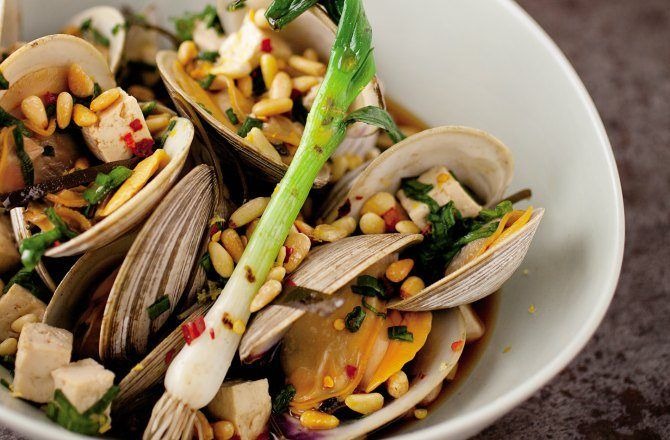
(303, 48, 319, 61)
(283, 232, 311, 273)
(289, 55, 326, 76)
(212, 420, 235, 440)
(395, 220, 420, 234)
(294, 219, 314, 237)
(177, 40, 198, 65)
(414, 408, 428, 420)
(67, 64, 94, 98)
(333, 318, 345, 331)
(195, 411, 214, 440)
(267, 266, 286, 282)
(331, 216, 356, 235)
(56, 92, 73, 129)
(420, 382, 442, 406)
(386, 259, 414, 283)
(269, 71, 292, 100)
(344, 393, 384, 415)
(400, 276, 425, 299)
(221, 228, 244, 263)
(229, 197, 270, 228)
(251, 98, 293, 117)
(128, 85, 155, 101)
(10, 314, 38, 333)
(361, 192, 396, 216)
(299, 410, 339, 430)
(359, 212, 385, 235)
(292, 75, 320, 93)
(146, 114, 172, 134)
(245, 127, 282, 162)
(211, 230, 222, 243)
(0, 338, 18, 356)
(250, 279, 283, 312)
(253, 8, 271, 29)
(330, 155, 348, 182)
(386, 371, 409, 398)
(208, 241, 234, 278)
(238, 76, 253, 98)
(21, 96, 48, 129)
(73, 104, 98, 127)
(260, 53, 278, 89)
(90, 87, 121, 112)
(313, 224, 348, 242)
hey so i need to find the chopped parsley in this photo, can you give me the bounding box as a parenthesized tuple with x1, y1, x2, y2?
(351, 275, 388, 299)
(388, 325, 414, 342)
(344, 306, 366, 332)
(225, 108, 239, 125)
(197, 51, 219, 63)
(172, 5, 224, 42)
(237, 116, 263, 137)
(272, 383, 296, 413)
(79, 18, 110, 47)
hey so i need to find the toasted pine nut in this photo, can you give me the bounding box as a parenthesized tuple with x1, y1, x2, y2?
(146, 114, 172, 134)
(128, 84, 155, 101)
(90, 87, 121, 112)
(212, 420, 235, 440)
(269, 71, 292, 100)
(251, 98, 293, 117)
(221, 228, 244, 263)
(299, 410, 339, 430)
(73, 104, 98, 127)
(313, 224, 348, 242)
(344, 393, 384, 415)
(294, 219, 314, 237)
(386, 259, 414, 283)
(211, 231, 222, 243)
(250, 279, 283, 312)
(10, 314, 38, 333)
(292, 75, 320, 93)
(359, 213, 385, 235)
(21, 96, 48, 129)
(0, 338, 18, 356)
(361, 192, 396, 216)
(253, 8, 271, 29)
(238, 76, 253, 98)
(267, 266, 286, 282)
(260, 53, 278, 89)
(414, 408, 428, 420)
(177, 40, 198, 65)
(208, 241, 234, 278)
(330, 155, 348, 182)
(386, 371, 409, 398)
(245, 127, 282, 162)
(229, 197, 270, 228)
(346, 153, 364, 170)
(232, 320, 246, 334)
(283, 232, 311, 273)
(400, 276, 425, 299)
(333, 318, 345, 331)
(331, 216, 356, 235)
(275, 246, 287, 266)
(303, 48, 319, 61)
(194, 411, 214, 440)
(289, 55, 326, 76)
(68, 64, 94, 98)
(56, 92, 73, 129)
(395, 220, 420, 234)
(420, 382, 443, 406)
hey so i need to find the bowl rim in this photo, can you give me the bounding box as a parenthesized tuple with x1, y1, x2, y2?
(0, 0, 624, 439)
(391, 0, 625, 438)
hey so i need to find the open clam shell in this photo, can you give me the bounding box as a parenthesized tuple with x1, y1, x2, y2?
(9, 207, 56, 292)
(99, 165, 217, 363)
(0, 0, 19, 50)
(66, 6, 126, 73)
(275, 308, 466, 439)
(156, 3, 382, 185)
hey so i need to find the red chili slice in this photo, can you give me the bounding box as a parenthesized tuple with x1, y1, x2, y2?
(345, 365, 357, 379)
(260, 38, 272, 53)
(451, 340, 464, 351)
(43, 92, 57, 106)
(381, 207, 401, 232)
(284, 246, 294, 263)
(129, 118, 143, 132)
(181, 316, 207, 345)
(133, 138, 155, 158)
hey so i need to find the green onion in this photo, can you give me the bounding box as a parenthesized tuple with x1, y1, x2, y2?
(237, 117, 263, 137)
(272, 384, 296, 413)
(388, 325, 414, 342)
(91, 29, 110, 47)
(0, 72, 8, 90)
(455, 221, 499, 246)
(46, 208, 78, 239)
(198, 73, 216, 90)
(83, 166, 133, 205)
(45, 386, 119, 435)
(344, 106, 405, 144)
(157, 119, 177, 147)
(141, 101, 157, 116)
(227, 0, 247, 12)
(362, 298, 386, 318)
(351, 275, 387, 299)
(79, 18, 92, 32)
(225, 108, 239, 125)
(197, 102, 213, 115)
(147, 295, 171, 320)
(172, 5, 224, 42)
(198, 51, 219, 62)
(345, 305, 366, 332)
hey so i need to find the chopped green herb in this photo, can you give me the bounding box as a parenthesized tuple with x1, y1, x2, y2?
(345, 305, 366, 332)
(225, 108, 239, 125)
(80, 19, 110, 47)
(147, 295, 171, 320)
(237, 117, 263, 137)
(157, 119, 177, 147)
(111, 22, 127, 35)
(351, 275, 387, 299)
(198, 73, 216, 90)
(388, 325, 414, 342)
(455, 221, 499, 246)
(46, 207, 78, 239)
(227, 0, 247, 12)
(141, 101, 157, 116)
(45, 386, 119, 435)
(79, 18, 92, 32)
(272, 383, 296, 413)
(0, 72, 8, 90)
(197, 102, 213, 115)
(477, 200, 513, 223)
(344, 106, 405, 144)
(401, 178, 438, 212)
(83, 166, 133, 205)
(172, 5, 224, 42)
(42, 145, 55, 157)
(19, 228, 61, 271)
(2, 268, 48, 301)
(197, 51, 219, 62)
(13, 127, 34, 187)
(361, 298, 386, 318)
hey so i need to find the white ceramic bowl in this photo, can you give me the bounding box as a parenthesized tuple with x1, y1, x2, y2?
(2, 0, 624, 439)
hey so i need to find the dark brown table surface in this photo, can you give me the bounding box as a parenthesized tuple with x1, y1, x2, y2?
(2, 0, 669, 439)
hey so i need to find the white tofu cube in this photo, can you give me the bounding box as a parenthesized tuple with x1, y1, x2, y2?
(396, 166, 482, 229)
(0, 215, 20, 275)
(82, 89, 153, 162)
(206, 379, 271, 440)
(51, 359, 115, 414)
(13, 323, 72, 403)
(0, 284, 47, 340)
(459, 304, 485, 342)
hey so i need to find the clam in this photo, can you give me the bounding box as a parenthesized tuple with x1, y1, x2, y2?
(156, 1, 383, 186)
(64, 6, 127, 73)
(322, 126, 544, 310)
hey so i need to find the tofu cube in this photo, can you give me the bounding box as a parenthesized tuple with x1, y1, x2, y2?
(459, 304, 485, 342)
(396, 166, 482, 229)
(13, 323, 73, 403)
(0, 284, 47, 340)
(0, 215, 20, 275)
(82, 89, 153, 162)
(206, 379, 271, 440)
(51, 359, 115, 414)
